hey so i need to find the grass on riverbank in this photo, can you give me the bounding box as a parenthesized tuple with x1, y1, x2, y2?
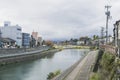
(73, 46, 90, 49)
(90, 50, 120, 80)
(47, 70, 61, 80)
(90, 73, 100, 80)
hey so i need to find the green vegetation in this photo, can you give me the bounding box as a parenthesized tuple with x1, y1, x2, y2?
(93, 35, 99, 40)
(73, 46, 90, 49)
(90, 73, 100, 80)
(90, 51, 120, 80)
(47, 69, 61, 80)
(99, 52, 116, 80)
(100, 52, 115, 71)
(90, 46, 98, 50)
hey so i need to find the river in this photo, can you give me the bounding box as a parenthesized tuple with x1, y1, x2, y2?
(0, 49, 89, 80)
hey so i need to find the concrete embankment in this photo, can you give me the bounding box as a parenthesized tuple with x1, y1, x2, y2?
(52, 56, 85, 80)
(0, 47, 48, 54)
(0, 49, 60, 66)
(53, 50, 98, 80)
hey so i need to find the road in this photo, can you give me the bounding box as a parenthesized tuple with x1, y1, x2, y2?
(0, 46, 50, 58)
(64, 51, 98, 80)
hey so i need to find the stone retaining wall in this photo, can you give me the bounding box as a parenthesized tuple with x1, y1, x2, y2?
(0, 49, 59, 66)
(0, 46, 47, 54)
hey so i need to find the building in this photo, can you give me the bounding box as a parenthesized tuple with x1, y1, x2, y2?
(0, 29, 2, 38)
(0, 38, 16, 48)
(77, 37, 91, 46)
(37, 37, 42, 46)
(22, 33, 30, 47)
(30, 35, 36, 47)
(77, 40, 84, 45)
(32, 31, 38, 45)
(32, 31, 38, 40)
(113, 20, 120, 57)
(0, 21, 22, 47)
(31, 31, 42, 46)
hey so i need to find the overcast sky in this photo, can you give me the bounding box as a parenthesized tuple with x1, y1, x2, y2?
(0, 0, 120, 40)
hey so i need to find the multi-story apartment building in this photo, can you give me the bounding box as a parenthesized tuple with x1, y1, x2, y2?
(22, 33, 30, 47)
(113, 20, 120, 57)
(32, 31, 38, 45)
(0, 21, 22, 47)
(31, 31, 42, 46)
(32, 31, 38, 40)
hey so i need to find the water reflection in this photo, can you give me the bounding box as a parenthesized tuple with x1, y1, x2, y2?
(0, 49, 89, 80)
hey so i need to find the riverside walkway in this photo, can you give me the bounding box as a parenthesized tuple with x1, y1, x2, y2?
(54, 50, 98, 80)
(64, 51, 98, 80)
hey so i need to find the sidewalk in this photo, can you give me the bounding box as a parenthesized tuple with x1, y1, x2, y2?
(64, 51, 98, 80)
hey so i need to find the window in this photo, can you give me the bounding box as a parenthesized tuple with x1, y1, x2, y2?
(17, 37, 22, 39)
(17, 28, 21, 31)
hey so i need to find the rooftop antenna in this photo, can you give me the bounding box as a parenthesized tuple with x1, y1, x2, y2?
(105, 5, 111, 44)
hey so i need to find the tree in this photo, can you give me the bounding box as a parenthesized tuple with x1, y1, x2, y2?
(93, 35, 99, 40)
(45, 40, 54, 47)
(73, 39, 78, 42)
(42, 40, 45, 45)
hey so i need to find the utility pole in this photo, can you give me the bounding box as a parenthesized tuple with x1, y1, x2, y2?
(105, 5, 111, 44)
(101, 27, 105, 44)
(101, 27, 104, 39)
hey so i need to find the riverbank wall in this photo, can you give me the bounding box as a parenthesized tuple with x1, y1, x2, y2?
(0, 47, 48, 54)
(52, 58, 83, 80)
(0, 49, 60, 66)
(52, 50, 98, 80)
(52, 51, 88, 80)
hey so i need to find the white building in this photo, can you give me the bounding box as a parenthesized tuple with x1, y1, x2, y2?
(37, 36, 42, 46)
(77, 41, 84, 45)
(0, 21, 22, 47)
(114, 20, 120, 57)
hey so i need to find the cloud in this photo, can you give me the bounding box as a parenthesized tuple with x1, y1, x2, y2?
(0, 0, 118, 40)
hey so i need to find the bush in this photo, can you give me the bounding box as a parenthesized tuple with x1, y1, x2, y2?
(91, 51, 118, 80)
(100, 52, 115, 72)
(90, 73, 100, 80)
(99, 52, 116, 80)
(47, 70, 61, 80)
(47, 72, 54, 80)
(90, 46, 96, 50)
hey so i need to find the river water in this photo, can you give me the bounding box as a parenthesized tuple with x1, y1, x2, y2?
(0, 49, 89, 80)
